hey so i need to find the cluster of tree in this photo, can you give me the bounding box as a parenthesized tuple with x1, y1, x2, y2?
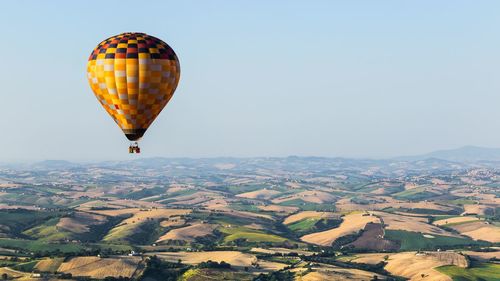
(198, 260, 231, 269)
(139, 255, 188, 281)
(313, 218, 342, 232)
(32, 247, 130, 258)
(331, 232, 362, 250)
(253, 270, 294, 281)
(163, 239, 188, 246)
(193, 233, 219, 250)
(103, 277, 130, 281)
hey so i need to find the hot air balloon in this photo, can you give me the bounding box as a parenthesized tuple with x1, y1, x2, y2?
(87, 32, 180, 153)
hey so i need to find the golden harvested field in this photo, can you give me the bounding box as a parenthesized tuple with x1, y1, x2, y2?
(0, 267, 30, 279)
(217, 208, 274, 220)
(476, 194, 500, 205)
(151, 251, 286, 272)
(273, 191, 336, 204)
(57, 212, 107, 234)
(156, 223, 217, 242)
(258, 204, 299, 214)
(77, 200, 119, 211)
(201, 198, 229, 209)
(35, 257, 65, 272)
(0, 183, 20, 188)
(384, 252, 467, 281)
(236, 189, 281, 200)
(295, 264, 386, 281)
(58, 256, 141, 279)
(372, 211, 458, 237)
(350, 253, 390, 265)
(462, 204, 493, 216)
(245, 223, 265, 230)
(300, 213, 379, 246)
(463, 251, 500, 260)
(234, 209, 274, 220)
(449, 221, 500, 243)
(283, 211, 338, 225)
(433, 216, 480, 226)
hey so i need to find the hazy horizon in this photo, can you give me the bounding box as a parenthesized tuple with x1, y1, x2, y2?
(2, 1, 500, 161)
(0, 145, 498, 164)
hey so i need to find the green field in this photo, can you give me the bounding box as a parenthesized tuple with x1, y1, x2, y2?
(90, 243, 133, 252)
(12, 260, 39, 272)
(436, 263, 500, 281)
(286, 217, 342, 236)
(104, 220, 161, 245)
(384, 230, 488, 251)
(23, 212, 125, 243)
(0, 238, 85, 253)
(229, 203, 262, 213)
(219, 226, 287, 243)
(447, 198, 477, 206)
(226, 184, 271, 195)
(23, 217, 71, 241)
(279, 199, 335, 211)
(393, 187, 438, 201)
(180, 268, 254, 281)
(0, 209, 65, 236)
(287, 218, 321, 232)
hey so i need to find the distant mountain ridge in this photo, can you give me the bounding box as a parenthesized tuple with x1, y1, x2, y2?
(5, 146, 500, 170)
(396, 146, 500, 162)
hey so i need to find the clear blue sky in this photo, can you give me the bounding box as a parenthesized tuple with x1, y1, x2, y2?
(1, 0, 500, 161)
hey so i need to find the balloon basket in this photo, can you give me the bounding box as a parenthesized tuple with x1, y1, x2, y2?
(129, 142, 141, 154)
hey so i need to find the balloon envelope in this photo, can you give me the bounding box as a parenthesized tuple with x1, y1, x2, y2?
(87, 32, 180, 141)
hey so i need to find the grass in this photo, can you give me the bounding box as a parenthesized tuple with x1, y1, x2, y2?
(180, 268, 254, 281)
(447, 198, 477, 206)
(436, 263, 500, 281)
(219, 226, 287, 243)
(227, 185, 268, 195)
(260, 256, 301, 265)
(431, 215, 458, 222)
(151, 189, 199, 203)
(384, 230, 489, 251)
(12, 260, 39, 272)
(122, 186, 166, 200)
(0, 238, 85, 254)
(442, 220, 479, 228)
(104, 219, 161, 245)
(0, 209, 64, 235)
(211, 213, 272, 227)
(229, 203, 262, 213)
(279, 199, 335, 211)
(393, 187, 438, 201)
(23, 212, 125, 243)
(23, 218, 71, 241)
(287, 218, 320, 232)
